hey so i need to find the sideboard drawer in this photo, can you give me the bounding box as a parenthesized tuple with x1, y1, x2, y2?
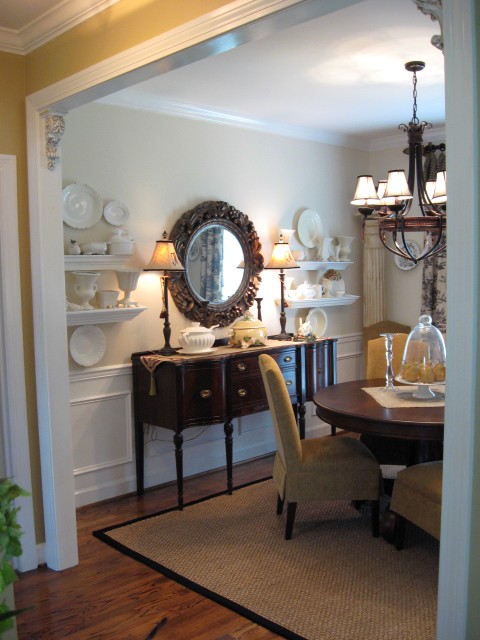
(182, 361, 226, 426)
(230, 348, 297, 378)
(229, 351, 297, 416)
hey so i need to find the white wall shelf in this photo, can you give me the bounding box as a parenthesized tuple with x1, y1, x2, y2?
(277, 294, 360, 310)
(294, 261, 353, 271)
(67, 306, 147, 326)
(64, 255, 130, 271)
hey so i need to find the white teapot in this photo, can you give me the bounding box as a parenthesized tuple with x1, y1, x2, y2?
(178, 323, 217, 353)
(295, 280, 317, 299)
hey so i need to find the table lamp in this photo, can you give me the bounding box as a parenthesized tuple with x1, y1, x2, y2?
(144, 231, 185, 356)
(265, 234, 299, 340)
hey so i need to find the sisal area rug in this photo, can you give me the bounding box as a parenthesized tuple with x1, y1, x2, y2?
(94, 479, 438, 640)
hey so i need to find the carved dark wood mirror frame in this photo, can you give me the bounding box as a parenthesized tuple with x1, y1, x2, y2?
(169, 201, 264, 327)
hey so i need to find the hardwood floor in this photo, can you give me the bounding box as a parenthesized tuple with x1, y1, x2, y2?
(14, 455, 280, 640)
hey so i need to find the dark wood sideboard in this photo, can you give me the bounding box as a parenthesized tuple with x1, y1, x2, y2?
(131, 338, 337, 508)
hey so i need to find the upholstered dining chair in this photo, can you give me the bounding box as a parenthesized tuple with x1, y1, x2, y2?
(258, 354, 383, 540)
(385, 461, 442, 549)
(362, 320, 410, 375)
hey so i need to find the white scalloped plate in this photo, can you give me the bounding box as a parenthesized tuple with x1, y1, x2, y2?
(62, 183, 103, 229)
(69, 325, 106, 366)
(306, 308, 328, 337)
(297, 209, 323, 248)
(104, 200, 130, 226)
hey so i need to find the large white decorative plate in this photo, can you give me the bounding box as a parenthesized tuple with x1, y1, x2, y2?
(394, 240, 420, 271)
(63, 183, 103, 229)
(297, 209, 323, 248)
(69, 325, 106, 366)
(104, 200, 130, 226)
(306, 308, 328, 337)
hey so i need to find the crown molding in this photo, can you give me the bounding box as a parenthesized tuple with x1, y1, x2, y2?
(0, 0, 121, 55)
(96, 91, 370, 150)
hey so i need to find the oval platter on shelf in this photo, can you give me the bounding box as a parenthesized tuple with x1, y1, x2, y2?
(69, 325, 106, 366)
(62, 183, 103, 229)
(306, 308, 328, 337)
(297, 209, 323, 248)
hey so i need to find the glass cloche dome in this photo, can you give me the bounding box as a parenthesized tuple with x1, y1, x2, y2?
(398, 315, 446, 399)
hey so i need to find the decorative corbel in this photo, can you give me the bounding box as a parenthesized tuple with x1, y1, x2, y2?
(43, 112, 66, 170)
(412, 0, 444, 52)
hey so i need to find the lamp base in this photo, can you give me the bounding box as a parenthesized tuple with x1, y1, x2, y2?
(269, 332, 292, 341)
(157, 345, 180, 356)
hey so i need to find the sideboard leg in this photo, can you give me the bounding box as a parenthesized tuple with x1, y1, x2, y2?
(224, 420, 234, 494)
(173, 431, 184, 510)
(135, 420, 145, 495)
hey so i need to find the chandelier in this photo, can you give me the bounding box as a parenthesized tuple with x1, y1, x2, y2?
(351, 61, 446, 263)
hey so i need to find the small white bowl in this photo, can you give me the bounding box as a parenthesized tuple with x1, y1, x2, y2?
(80, 242, 107, 255)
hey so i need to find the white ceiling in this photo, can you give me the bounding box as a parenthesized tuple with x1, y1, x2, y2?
(0, 0, 445, 149)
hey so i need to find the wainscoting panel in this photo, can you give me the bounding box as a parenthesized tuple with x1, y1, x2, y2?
(69, 333, 362, 506)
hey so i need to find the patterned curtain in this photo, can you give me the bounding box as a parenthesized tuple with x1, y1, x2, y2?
(199, 227, 224, 302)
(421, 144, 447, 333)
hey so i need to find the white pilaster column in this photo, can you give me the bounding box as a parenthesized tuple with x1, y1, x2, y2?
(362, 219, 386, 326)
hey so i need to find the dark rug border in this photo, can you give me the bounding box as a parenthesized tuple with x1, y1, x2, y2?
(93, 477, 306, 640)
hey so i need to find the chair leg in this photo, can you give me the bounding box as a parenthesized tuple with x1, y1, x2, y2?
(371, 500, 380, 537)
(394, 513, 406, 550)
(285, 502, 297, 540)
(331, 425, 336, 436)
(277, 493, 284, 515)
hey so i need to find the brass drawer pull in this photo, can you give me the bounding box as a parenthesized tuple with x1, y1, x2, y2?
(285, 380, 293, 386)
(237, 362, 247, 372)
(283, 356, 292, 363)
(238, 388, 247, 397)
(200, 389, 212, 399)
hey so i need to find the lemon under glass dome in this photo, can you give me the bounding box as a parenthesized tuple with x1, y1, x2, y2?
(398, 315, 446, 399)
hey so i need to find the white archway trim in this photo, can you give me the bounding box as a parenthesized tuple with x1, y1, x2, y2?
(437, 0, 478, 638)
(0, 155, 37, 571)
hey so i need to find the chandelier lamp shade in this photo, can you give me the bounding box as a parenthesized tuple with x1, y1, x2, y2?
(351, 61, 446, 263)
(144, 231, 185, 356)
(265, 234, 299, 340)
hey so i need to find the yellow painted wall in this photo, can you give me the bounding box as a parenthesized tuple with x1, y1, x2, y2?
(26, 0, 231, 94)
(0, 51, 43, 537)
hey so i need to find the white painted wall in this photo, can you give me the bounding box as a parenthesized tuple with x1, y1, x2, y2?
(60, 102, 421, 504)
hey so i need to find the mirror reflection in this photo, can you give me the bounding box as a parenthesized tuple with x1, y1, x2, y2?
(186, 225, 245, 304)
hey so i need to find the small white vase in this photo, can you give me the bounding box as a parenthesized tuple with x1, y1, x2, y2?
(72, 271, 100, 309)
(317, 237, 332, 261)
(115, 269, 142, 307)
(337, 236, 355, 261)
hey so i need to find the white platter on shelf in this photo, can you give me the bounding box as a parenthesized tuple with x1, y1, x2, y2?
(297, 209, 322, 248)
(67, 306, 147, 326)
(306, 308, 328, 337)
(279, 294, 360, 309)
(62, 183, 102, 229)
(69, 325, 106, 366)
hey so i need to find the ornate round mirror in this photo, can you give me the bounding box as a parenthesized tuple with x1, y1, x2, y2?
(170, 201, 264, 327)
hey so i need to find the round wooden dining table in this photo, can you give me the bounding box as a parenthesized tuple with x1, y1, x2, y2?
(313, 378, 444, 462)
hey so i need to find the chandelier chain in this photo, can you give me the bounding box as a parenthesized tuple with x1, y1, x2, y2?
(412, 70, 419, 125)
